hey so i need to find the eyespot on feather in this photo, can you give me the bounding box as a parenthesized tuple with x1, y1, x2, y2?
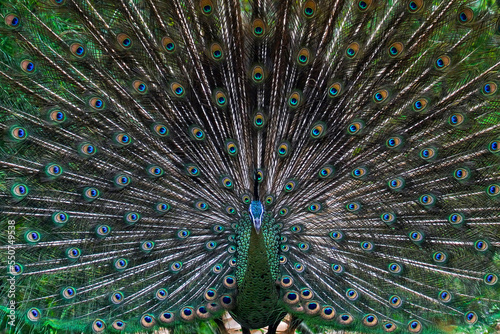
(200, 0, 214, 15)
(70, 43, 86, 57)
(133, 80, 148, 94)
(303, 0, 316, 17)
(252, 19, 266, 37)
(5, 14, 21, 28)
(117, 33, 133, 49)
(171, 82, 185, 97)
(373, 89, 389, 103)
(20, 59, 36, 73)
(435, 55, 451, 70)
(288, 91, 302, 108)
(413, 98, 429, 112)
(388, 42, 404, 57)
(88, 97, 105, 110)
(328, 82, 342, 98)
(253, 111, 266, 129)
(140, 314, 156, 328)
(458, 7, 474, 24)
(162, 37, 176, 53)
(346, 42, 360, 58)
(210, 43, 224, 61)
(408, 0, 423, 13)
(297, 48, 311, 65)
(251, 65, 265, 83)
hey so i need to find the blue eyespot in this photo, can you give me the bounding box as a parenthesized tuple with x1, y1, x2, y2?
(6, 15, 20, 28)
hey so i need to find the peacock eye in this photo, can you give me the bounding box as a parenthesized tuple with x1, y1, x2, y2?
(363, 314, 378, 327)
(294, 262, 305, 272)
(241, 194, 251, 204)
(381, 212, 396, 225)
(448, 113, 464, 126)
(331, 263, 344, 274)
(419, 194, 435, 206)
(5, 14, 21, 28)
(373, 89, 389, 103)
(330, 231, 344, 241)
(253, 19, 266, 37)
(62, 286, 77, 299)
(279, 207, 289, 216)
(360, 241, 374, 251)
(20, 59, 35, 73)
(152, 123, 169, 137)
(464, 312, 477, 324)
(307, 202, 321, 212)
(351, 167, 367, 179)
(70, 43, 86, 57)
(170, 261, 182, 272)
(210, 43, 224, 60)
(225, 205, 236, 214)
(303, 0, 316, 17)
(458, 8, 474, 24)
(288, 91, 302, 108)
(112, 320, 126, 330)
(310, 122, 326, 139)
(171, 82, 185, 97)
(346, 42, 359, 58)
(487, 184, 499, 197)
(200, 0, 214, 15)
(141, 314, 156, 328)
(297, 48, 310, 65)
(328, 82, 342, 97)
(186, 164, 201, 177)
(89, 97, 105, 110)
(195, 200, 209, 211)
(484, 273, 498, 285)
(408, 320, 422, 333)
(277, 141, 290, 157)
(433, 251, 447, 263)
(318, 165, 334, 178)
(162, 36, 176, 53)
(284, 180, 297, 192)
(189, 125, 205, 140)
(346, 202, 361, 212)
(96, 225, 111, 237)
(482, 82, 497, 96)
(339, 313, 353, 325)
(408, 0, 423, 12)
(388, 42, 403, 57)
(132, 80, 148, 94)
(413, 97, 429, 112)
(114, 133, 132, 146)
(141, 241, 155, 252)
(347, 121, 364, 135)
(124, 212, 140, 224)
(252, 66, 265, 82)
(435, 55, 451, 69)
(389, 295, 403, 308)
(27, 308, 41, 322)
(253, 112, 266, 128)
(117, 33, 132, 49)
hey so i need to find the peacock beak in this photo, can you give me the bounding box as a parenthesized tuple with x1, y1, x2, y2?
(253, 218, 262, 233)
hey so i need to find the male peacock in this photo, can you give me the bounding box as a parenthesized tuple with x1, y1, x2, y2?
(1, 0, 500, 333)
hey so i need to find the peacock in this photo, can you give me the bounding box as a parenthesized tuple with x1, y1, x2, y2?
(1, 0, 500, 333)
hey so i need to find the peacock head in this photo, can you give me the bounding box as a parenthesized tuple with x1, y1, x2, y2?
(249, 200, 264, 233)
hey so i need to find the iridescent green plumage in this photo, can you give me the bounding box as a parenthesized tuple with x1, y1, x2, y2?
(234, 212, 284, 329)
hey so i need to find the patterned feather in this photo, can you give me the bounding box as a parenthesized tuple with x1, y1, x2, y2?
(1, 0, 499, 333)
